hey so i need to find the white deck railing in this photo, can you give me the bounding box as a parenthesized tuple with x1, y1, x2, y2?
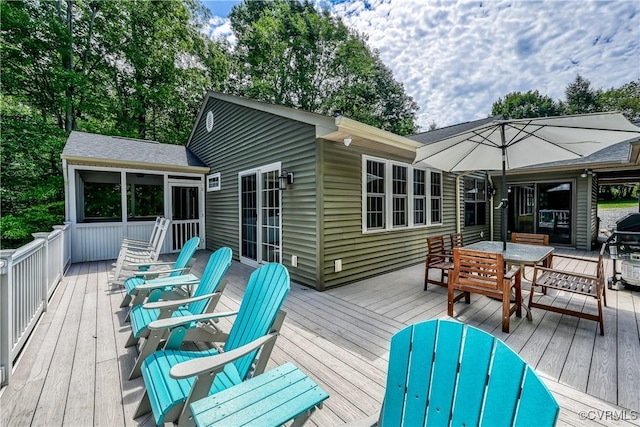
(0, 222, 71, 387)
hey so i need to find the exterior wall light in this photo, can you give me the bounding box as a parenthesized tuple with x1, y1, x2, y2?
(279, 170, 294, 190)
(581, 169, 592, 178)
(343, 137, 352, 147)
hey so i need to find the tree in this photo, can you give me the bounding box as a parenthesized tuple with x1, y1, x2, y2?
(564, 74, 600, 115)
(0, 97, 66, 248)
(491, 90, 563, 119)
(599, 80, 640, 123)
(0, 0, 231, 248)
(228, 0, 418, 134)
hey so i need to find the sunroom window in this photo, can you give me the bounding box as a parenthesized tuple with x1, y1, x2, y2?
(363, 156, 442, 232)
(76, 170, 122, 222)
(126, 173, 164, 221)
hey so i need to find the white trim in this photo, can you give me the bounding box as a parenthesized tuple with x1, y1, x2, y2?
(238, 162, 283, 267)
(168, 181, 206, 252)
(206, 172, 221, 192)
(206, 111, 214, 132)
(361, 155, 443, 234)
(120, 170, 127, 223)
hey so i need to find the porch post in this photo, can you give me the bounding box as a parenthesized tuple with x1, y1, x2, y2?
(32, 232, 50, 313)
(0, 249, 16, 387)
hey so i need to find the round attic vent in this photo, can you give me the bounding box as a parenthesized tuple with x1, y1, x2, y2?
(206, 111, 214, 132)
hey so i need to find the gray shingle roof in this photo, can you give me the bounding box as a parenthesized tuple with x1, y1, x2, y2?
(520, 139, 633, 169)
(409, 116, 502, 145)
(62, 131, 207, 169)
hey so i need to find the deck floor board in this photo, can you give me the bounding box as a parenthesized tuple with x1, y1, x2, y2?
(1, 248, 638, 426)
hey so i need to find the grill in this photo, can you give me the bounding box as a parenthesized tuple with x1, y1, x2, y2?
(605, 212, 640, 290)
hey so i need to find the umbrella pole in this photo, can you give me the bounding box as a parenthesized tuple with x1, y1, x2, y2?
(501, 124, 508, 251)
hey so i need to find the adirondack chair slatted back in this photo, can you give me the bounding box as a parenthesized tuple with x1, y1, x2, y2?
(168, 236, 200, 278)
(225, 263, 290, 380)
(151, 217, 170, 257)
(188, 247, 232, 315)
(127, 216, 161, 247)
(453, 248, 505, 292)
(379, 320, 559, 427)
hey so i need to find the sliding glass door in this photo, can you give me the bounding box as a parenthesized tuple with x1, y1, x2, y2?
(239, 164, 281, 266)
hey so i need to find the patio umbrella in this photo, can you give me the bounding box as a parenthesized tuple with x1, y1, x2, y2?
(414, 112, 640, 249)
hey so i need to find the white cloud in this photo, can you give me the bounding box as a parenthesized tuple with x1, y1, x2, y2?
(205, 0, 639, 130)
(331, 0, 640, 130)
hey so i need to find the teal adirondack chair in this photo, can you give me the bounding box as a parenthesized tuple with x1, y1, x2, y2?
(126, 247, 233, 379)
(133, 262, 290, 426)
(358, 319, 559, 426)
(120, 236, 201, 309)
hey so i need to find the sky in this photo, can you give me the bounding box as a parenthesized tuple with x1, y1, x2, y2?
(202, 0, 640, 131)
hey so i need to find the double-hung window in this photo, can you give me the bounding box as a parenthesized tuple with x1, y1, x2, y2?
(366, 159, 386, 230)
(392, 164, 408, 227)
(413, 169, 427, 226)
(464, 176, 486, 226)
(363, 155, 442, 232)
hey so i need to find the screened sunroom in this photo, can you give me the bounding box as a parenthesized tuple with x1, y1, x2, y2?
(62, 131, 209, 262)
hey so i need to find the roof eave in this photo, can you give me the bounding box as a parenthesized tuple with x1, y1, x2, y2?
(61, 155, 210, 174)
(320, 116, 423, 153)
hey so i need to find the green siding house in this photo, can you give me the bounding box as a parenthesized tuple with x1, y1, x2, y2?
(62, 91, 639, 290)
(186, 92, 477, 290)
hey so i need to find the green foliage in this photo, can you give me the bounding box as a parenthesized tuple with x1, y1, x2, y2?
(598, 184, 638, 202)
(0, 203, 65, 250)
(564, 74, 601, 115)
(228, 0, 418, 135)
(491, 76, 640, 122)
(599, 80, 640, 123)
(0, 97, 67, 248)
(491, 90, 563, 119)
(0, 0, 419, 248)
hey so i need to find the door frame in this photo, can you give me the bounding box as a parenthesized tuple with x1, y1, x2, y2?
(167, 178, 205, 252)
(237, 162, 282, 267)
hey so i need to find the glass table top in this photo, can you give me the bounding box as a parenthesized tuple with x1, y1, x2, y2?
(463, 241, 554, 264)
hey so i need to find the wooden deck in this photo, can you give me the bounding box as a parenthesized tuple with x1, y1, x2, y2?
(1, 248, 639, 426)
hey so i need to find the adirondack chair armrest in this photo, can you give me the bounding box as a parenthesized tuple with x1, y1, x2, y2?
(505, 266, 521, 280)
(125, 260, 174, 268)
(120, 245, 153, 253)
(169, 333, 278, 380)
(135, 279, 200, 291)
(147, 310, 239, 331)
(121, 237, 148, 244)
(120, 239, 153, 247)
(129, 267, 190, 277)
(142, 292, 220, 311)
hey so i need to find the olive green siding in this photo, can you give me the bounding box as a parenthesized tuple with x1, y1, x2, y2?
(491, 171, 593, 249)
(187, 97, 319, 288)
(318, 141, 457, 289)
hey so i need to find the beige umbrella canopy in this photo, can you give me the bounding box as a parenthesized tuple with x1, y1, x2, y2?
(414, 112, 640, 249)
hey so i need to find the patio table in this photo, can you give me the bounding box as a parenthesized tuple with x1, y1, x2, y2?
(464, 241, 554, 269)
(462, 241, 555, 320)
